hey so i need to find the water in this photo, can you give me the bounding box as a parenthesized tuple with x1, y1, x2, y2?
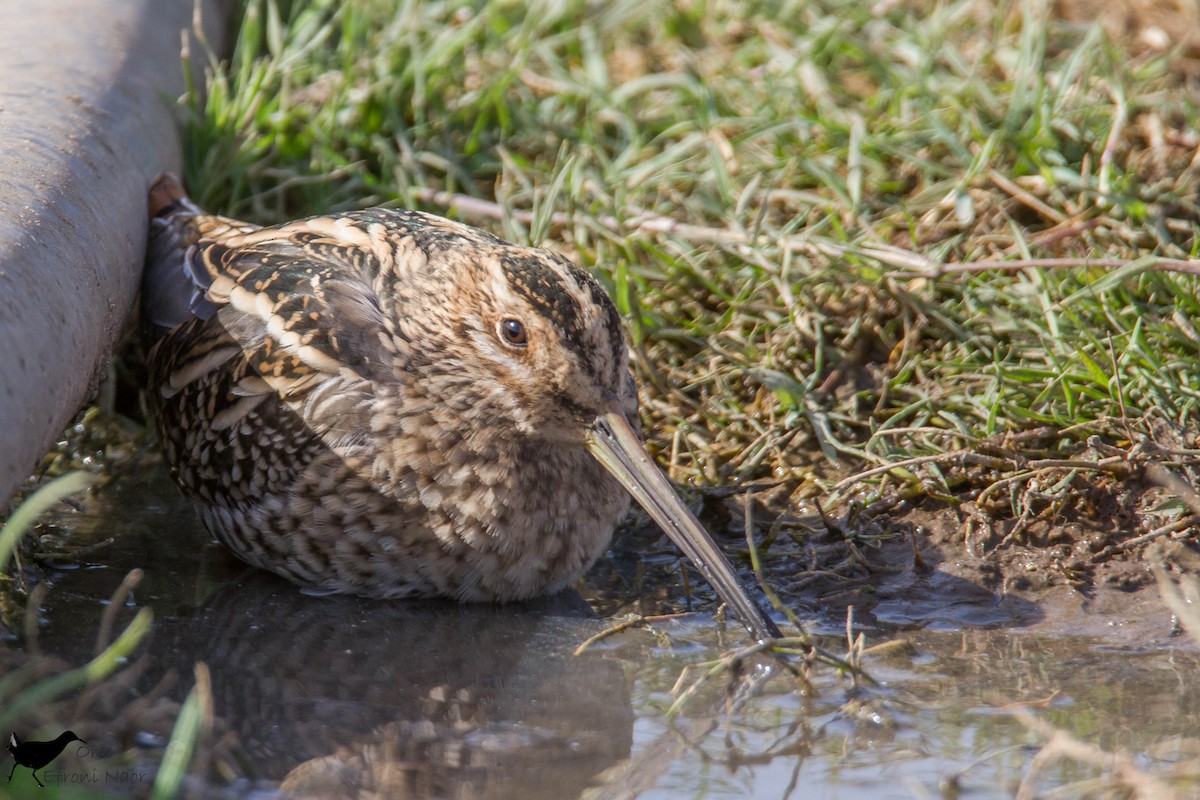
(6, 467, 1198, 798)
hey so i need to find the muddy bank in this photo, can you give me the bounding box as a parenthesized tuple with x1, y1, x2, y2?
(747, 480, 1188, 647)
(582, 474, 1196, 651)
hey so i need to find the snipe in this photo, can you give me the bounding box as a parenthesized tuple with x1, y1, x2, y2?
(142, 175, 778, 639)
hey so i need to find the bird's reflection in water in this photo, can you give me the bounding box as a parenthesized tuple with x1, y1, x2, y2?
(154, 572, 634, 799)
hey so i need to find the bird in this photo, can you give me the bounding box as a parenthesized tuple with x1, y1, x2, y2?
(141, 174, 780, 640)
(7, 731, 84, 788)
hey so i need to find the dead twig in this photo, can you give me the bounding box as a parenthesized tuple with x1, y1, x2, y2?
(899, 256, 1200, 278)
(1144, 464, 1200, 517)
(1013, 708, 1179, 800)
(411, 187, 1200, 280)
(829, 452, 962, 494)
(1149, 552, 1200, 648)
(94, 568, 144, 656)
(573, 612, 693, 655)
(1091, 516, 1197, 562)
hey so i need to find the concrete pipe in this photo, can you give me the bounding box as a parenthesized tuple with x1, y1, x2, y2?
(0, 0, 230, 510)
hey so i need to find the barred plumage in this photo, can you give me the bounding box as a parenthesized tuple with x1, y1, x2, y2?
(142, 174, 777, 638)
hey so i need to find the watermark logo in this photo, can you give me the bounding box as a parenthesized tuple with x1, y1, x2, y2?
(7, 731, 83, 789)
(6, 733, 150, 788)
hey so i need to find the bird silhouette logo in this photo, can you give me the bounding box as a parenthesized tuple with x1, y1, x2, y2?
(7, 731, 84, 788)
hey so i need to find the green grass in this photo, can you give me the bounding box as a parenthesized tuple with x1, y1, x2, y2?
(181, 0, 1200, 504)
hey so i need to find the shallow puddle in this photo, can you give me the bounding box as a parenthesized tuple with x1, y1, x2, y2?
(5, 467, 1198, 798)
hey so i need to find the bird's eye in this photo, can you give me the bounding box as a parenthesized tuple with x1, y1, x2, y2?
(498, 318, 528, 347)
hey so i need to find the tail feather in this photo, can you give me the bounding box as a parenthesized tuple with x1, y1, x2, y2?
(148, 173, 198, 220)
(142, 174, 236, 339)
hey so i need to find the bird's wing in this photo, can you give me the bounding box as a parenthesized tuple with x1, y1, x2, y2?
(152, 214, 395, 451)
(9, 733, 18, 747)
(143, 177, 261, 336)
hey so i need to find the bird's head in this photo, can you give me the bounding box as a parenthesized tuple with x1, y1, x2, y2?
(385, 225, 637, 446)
(381, 217, 779, 640)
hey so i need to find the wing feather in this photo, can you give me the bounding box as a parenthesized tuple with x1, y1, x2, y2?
(151, 214, 395, 453)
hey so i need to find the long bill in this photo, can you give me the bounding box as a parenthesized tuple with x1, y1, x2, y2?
(586, 405, 781, 641)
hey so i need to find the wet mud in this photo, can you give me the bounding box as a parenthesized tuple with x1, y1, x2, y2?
(3, 462, 1198, 798)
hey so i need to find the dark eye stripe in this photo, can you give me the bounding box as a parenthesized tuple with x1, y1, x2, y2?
(500, 254, 581, 338)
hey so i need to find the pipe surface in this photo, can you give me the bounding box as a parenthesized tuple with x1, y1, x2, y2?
(0, 0, 229, 509)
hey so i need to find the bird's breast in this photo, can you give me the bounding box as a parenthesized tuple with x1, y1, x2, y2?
(372, 426, 631, 600)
